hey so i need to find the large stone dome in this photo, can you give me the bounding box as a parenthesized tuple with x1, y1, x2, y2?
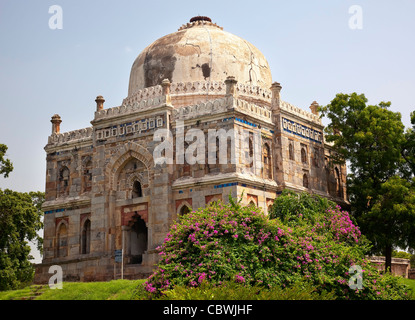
(128, 17, 272, 97)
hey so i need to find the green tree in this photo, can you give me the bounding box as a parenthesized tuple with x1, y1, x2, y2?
(392, 250, 412, 260)
(402, 111, 415, 178)
(361, 176, 415, 271)
(0, 190, 44, 290)
(0, 143, 44, 290)
(0, 144, 13, 178)
(319, 93, 415, 272)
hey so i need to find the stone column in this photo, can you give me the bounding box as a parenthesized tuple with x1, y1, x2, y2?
(161, 79, 172, 105)
(270, 82, 282, 111)
(95, 95, 105, 111)
(309, 101, 319, 115)
(51, 114, 62, 135)
(225, 76, 238, 97)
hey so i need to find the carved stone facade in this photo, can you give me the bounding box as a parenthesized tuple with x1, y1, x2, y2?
(34, 17, 348, 283)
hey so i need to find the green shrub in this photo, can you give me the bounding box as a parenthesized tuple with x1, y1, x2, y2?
(144, 191, 410, 300)
(392, 250, 411, 259)
(392, 250, 415, 269)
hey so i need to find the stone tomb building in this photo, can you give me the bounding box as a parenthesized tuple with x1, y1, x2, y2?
(35, 17, 347, 283)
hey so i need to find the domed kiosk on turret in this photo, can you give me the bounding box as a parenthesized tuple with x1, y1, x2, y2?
(36, 17, 348, 283)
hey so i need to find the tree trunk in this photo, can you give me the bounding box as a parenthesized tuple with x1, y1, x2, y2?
(384, 245, 392, 273)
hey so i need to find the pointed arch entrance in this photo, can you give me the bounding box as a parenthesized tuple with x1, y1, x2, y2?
(121, 205, 149, 265)
(129, 214, 148, 264)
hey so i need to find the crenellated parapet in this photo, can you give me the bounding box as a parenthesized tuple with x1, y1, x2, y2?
(280, 101, 322, 125)
(47, 78, 320, 149)
(95, 96, 166, 121)
(122, 85, 163, 107)
(173, 96, 230, 120)
(46, 127, 93, 149)
(122, 80, 271, 110)
(172, 95, 273, 124)
(235, 98, 272, 122)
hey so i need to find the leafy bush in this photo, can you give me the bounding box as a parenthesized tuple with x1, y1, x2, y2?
(144, 191, 410, 300)
(392, 250, 412, 260)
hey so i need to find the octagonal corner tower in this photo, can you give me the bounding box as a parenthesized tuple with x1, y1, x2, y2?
(127, 16, 273, 98)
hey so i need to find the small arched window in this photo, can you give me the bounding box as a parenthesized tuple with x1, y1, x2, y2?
(263, 144, 272, 179)
(60, 167, 70, 184)
(289, 143, 294, 161)
(216, 137, 220, 165)
(249, 137, 254, 158)
(81, 219, 91, 255)
(263, 144, 270, 165)
(59, 166, 70, 196)
(303, 174, 309, 189)
(132, 180, 143, 199)
(57, 223, 68, 258)
(335, 167, 342, 197)
(183, 141, 191, 176)
(301, 147, 307, 164)
(83, 160, 93, 193)
(248, 134, 254, 168)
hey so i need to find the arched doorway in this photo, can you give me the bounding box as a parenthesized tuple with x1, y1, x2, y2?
(57, 223, 68, 258)
(129, 215, 148, 265)
(180, 205, 190, 216)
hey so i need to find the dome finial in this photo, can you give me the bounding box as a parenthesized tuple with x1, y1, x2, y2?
(190, 16, 212, 23)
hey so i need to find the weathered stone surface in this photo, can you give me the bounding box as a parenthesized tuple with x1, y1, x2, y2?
(128, 20, 272, 97)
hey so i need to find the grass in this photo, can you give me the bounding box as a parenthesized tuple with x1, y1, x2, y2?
(0, 284, 48, 300)
(1, 278, 415, 300)
(0, 280, 146, 300)
(400, 278, 415, 299)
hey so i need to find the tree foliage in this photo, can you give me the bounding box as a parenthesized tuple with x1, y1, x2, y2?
(0, 190, 44, 290)
(319, 93, 415, 271)
(362, 176, 415, 260)
(0, 144, 13, 178)
(402, 111, 415, 178)
(0, 143, 44, 291)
